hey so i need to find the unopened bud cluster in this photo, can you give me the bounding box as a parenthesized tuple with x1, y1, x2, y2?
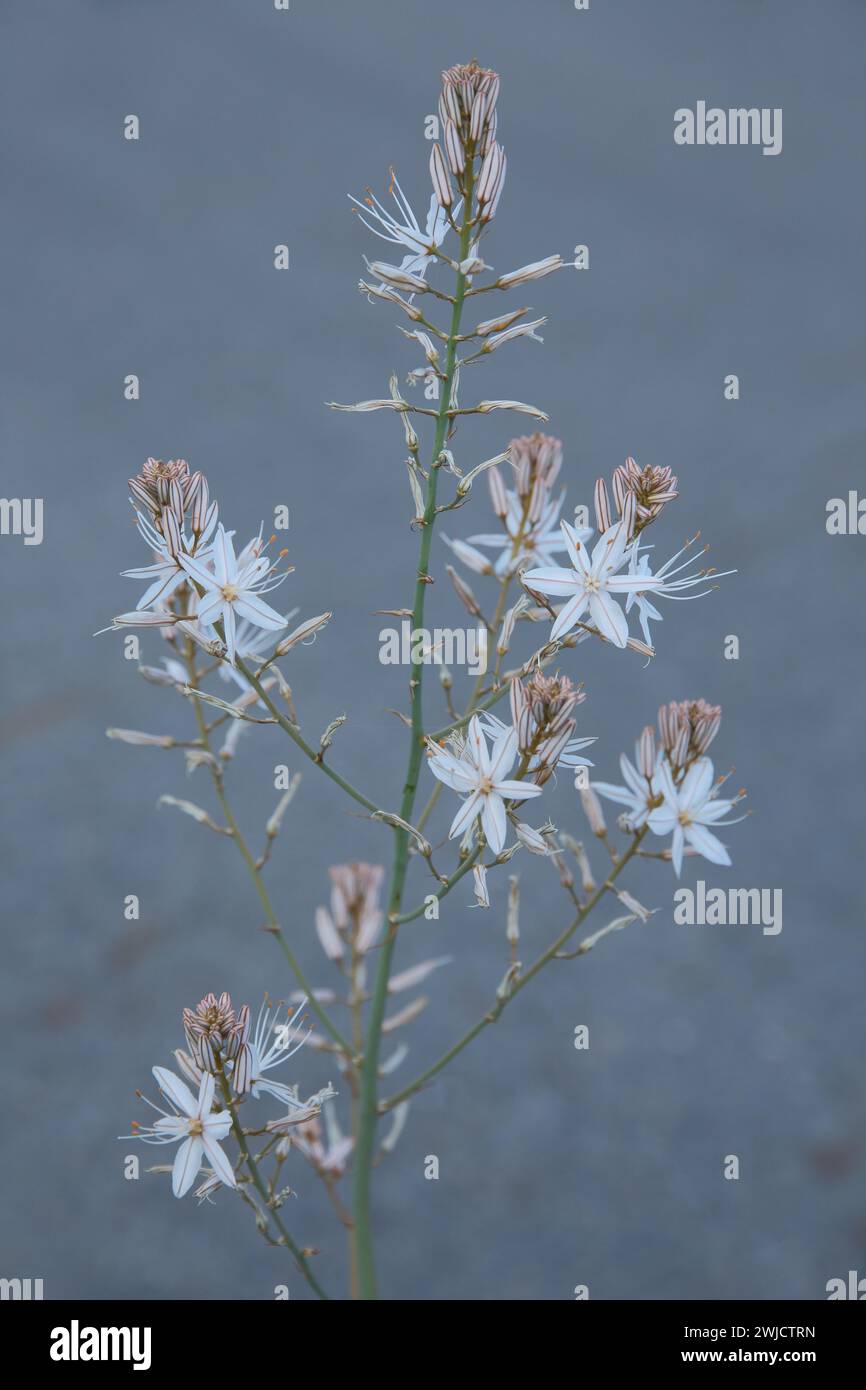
(431, 61, 505, 217)
(181, 990, 252, 1091)
(129, 457, 216, 546)
(658, 697, 722, 769)
(508, 432, 562, 509)
(594, 456, 679, 539)
(315, 863, 385, 962)
(510, 670, 585, 786)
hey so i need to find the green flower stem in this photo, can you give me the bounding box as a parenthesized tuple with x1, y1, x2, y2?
(350, 170, 477, 1301)
(391, 844, 484, 927)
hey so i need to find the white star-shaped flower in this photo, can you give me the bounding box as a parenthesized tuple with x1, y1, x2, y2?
(523, 517, 664, 648)
(426, 715, 542, 854)
(350, 170, 460, 283)
(123, 1069, 236, 1199)
(647, 757, 742, 876)
(179, 524, 288, 665)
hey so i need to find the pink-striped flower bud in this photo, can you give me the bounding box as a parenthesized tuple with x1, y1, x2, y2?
(672, 726, 690, 768)
(444, 119, 465, 175)
(487, 464, 509, 518)
(594, 478, 612, 533)
(620, 490, 637, 539)
(160, 505, 182, 559)
(495, 255, 561, 289)
(638, 725, 656, 778)
(481, 72, 500, 120)
(469, 90, 487, 142)
(429, 143, 453, 207)
(611, 456, 679, 535)
(476, 139, 503, 205)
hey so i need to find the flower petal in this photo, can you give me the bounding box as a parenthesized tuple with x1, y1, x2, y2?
(549, 591, 589, 641)
(592, 781, 639, 809)
(427, 750, 477, 793)
(449, 792, 482, 841)
(195, 593, 225, 627)
(684, 822, 731, 867)
(590, 520, 629, 575)
(234, 593, 289, 631)
(136, 567, 186, 610)
(671, 824, 685, 877)
(480, 793, 507, 854)
(466, 716, 490, 775)
(560, 519, 591, 574)
(588, 590, 629, 648)
(179, 552, 218, 591)
(152, 1067, 199, 1118)
(171, 1136, 203, 1197)
(679, 758, 714, 810)
(619, 754, 644, 797)
(203, 1109, 233, 1142)
(487, 727, 517, 781)
(201, 1133, 237, 1190)
(213, 525, 235, 587)
(522, 566, 579, 597)
(655, 760, 679, 807)
(223, 605, 237, 665)
(196, 1072, 216, 1116)
(492, 779, 543, 802)
(695, 798, 735, 824)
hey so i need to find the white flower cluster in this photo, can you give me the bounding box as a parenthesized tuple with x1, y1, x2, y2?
(122, 992, 333, 1199)
(113, 457, 291, 667)
(426, 670, 594, 855)
(445, 440, 731, 653)
(592, 701, 747, 876)
(102, 54, 752, 1299)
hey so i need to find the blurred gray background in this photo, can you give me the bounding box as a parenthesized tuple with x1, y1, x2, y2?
(2, 0, 865, 1301)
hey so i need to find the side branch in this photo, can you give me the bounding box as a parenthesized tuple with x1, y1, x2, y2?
(236, 658, 380, 816)
(380, 830, 648, 1109)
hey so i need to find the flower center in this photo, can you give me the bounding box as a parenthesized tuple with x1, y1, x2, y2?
(478, 776, 494, 795)
(677, 810, 693, 828)
(188, 1118, 204, 1136)
(221, 584, 239, 602)
(583, 575, 600, 593)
